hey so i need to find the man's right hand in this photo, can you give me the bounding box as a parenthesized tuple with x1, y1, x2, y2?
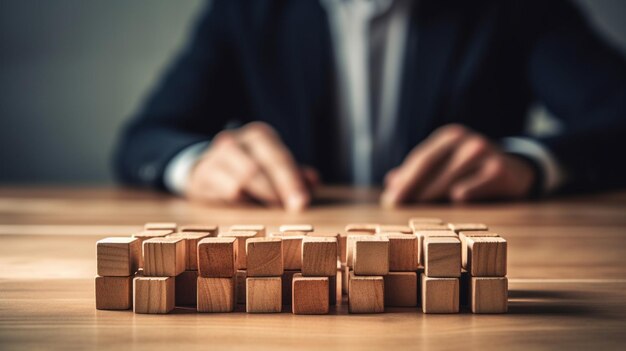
(185, 122, 318, 212)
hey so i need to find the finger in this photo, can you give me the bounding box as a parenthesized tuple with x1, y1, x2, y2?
(450, 157, 505, 202)
(417, 136, 492, 201)
(191, 163, 246, 204)
(238, 122, 310, 212)
(216, 141, 280, 205)
(384, 167, 400, 186)
(381, 124, 469, 207)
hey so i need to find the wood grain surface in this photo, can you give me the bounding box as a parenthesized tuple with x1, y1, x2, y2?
(1, 186, 626, 349)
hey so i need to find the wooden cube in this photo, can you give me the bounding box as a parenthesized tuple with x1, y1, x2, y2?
(292, 273, 329, 314)
(229, 225, 265, 238)
(95, 276, 132, 310)
(302, 237, 337, 276)
(281, 270, 299, 305)
(197, 237, 237, 278)
(276, 235, 304, 270)
(197, 276, 236, 312)
(384, 272, 417, 307)
(246, 237, 283, 277)
(376, 225, 412, 234)
(421, 274, 459, 313)
(424, 236, 461, 278)
(466, 237, 507, 277)
(411, 223, 449, 232)
(348, 272, 384, 313)
(144, 222, 177, 231)
(168, 232, 210, 270)
(448, 223, 488, 233)
(409, 217, 443, 230)
(383, 233, 418, 271)
(279, 224, 314, 233)
(235, 270, 247, 304)
(345, 223, 378, 234)
(246, 277, 282, 313)
(142, 237, 186, 277)
(96, 237, 141, 277)
(219, 231, 257, 269)
(414, 230, 457, 266)
(133, 277, 175, 314)
(175, 270, 198, 307)
(459, 231, 500, 268)
(133, 230, 172, 240)
(180, 224, 218, 237)
(353, 236, 389, 275)
(470, 277, 508, 313)
(346, 233, 375, 267)
(308, 232, 343, 262)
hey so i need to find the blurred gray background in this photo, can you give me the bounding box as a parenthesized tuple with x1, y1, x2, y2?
(0, 0, 625, 185)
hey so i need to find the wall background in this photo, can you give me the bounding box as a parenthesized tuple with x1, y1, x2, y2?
(0, 0, 624, 184)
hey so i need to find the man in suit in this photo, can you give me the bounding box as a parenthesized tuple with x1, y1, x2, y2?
(114, 0, 626, 211)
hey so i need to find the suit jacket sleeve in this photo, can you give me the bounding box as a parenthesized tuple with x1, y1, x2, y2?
(113, 1, 247, 189)
(523, 0, 626, 192)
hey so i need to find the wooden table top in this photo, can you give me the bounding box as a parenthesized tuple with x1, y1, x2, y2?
(1, 186, 626, 350)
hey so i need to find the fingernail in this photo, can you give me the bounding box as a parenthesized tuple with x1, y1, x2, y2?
(286, 193, 307, 212)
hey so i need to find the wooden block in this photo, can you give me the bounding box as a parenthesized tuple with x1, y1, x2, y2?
(179, 224, 218, 237)
(415, 230, 458, 266)
(246, 277, 282, 313)
(302, 236, 337, 276)
(229, 225, 265, 238)
(143, 237, 186, 277)
(411, 223, 449, 232)
(175, 270, 198, 307)
(144, 222, 177, 231)
(246, 237, 283, 277)
(448, 223, 488, 233)
(348, 272, 384, 313)
(466, 237, 507, 277)
(219, 231, 257, 269)
(197, 237, 236, 278)
(346, 234, 374, 268)
(384, 272, 418, 307)
(168, 232, 210, 270)
(459, 231, 500, 268)
(292, 273, 329, 314)
(133, 277, 175, 314)
(133, 230, 172, 239)
(376, 225, 412, 234)
(197, 276, 236, 312)
(235, 270, 247, 304)
(382, 233, 418, 271)
(95, 276, 132, 310)
(345, 223, 378, 234)
(353, 236, 389, 275)
(277, 235, 304, 270)
(281, 270, 299, 305)
(470, 277, 508, 313)
(279, 224, 314, 233)
(409, 217, 444, 229)
(421, 273, 459, 313)
(424, 236, 461, 278)
(96, 237, 141, 277)
(309, 232, 343, 262)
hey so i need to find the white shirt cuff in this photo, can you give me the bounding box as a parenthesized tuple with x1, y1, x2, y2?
(163, 141, 210, 195)
(502, 137, 566, 193)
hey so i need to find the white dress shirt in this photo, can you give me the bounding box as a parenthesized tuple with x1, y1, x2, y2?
(164, 0, 565, 195)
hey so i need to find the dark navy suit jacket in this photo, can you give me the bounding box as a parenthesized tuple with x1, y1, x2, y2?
(114, 0, 626, 192)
